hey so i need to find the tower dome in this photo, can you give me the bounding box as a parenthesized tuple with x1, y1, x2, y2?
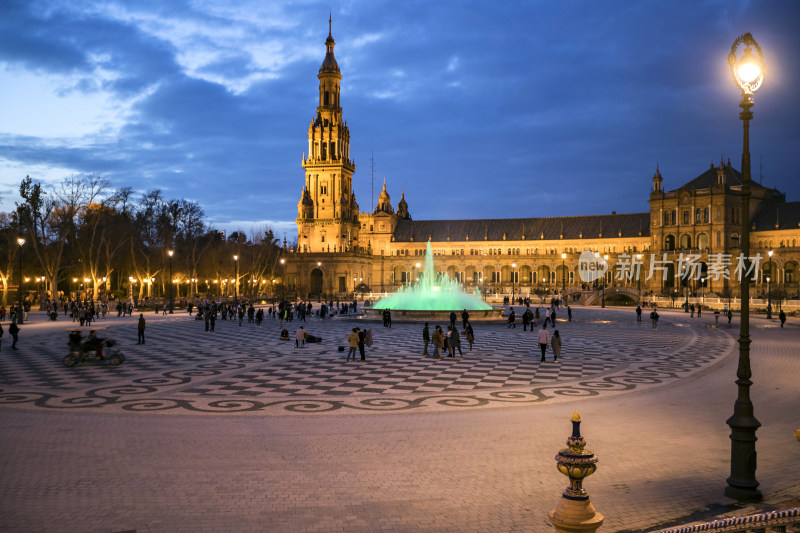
(397, 191, 411, 220)
(319, 15, 340, 74)
(375, 179, 393, 214)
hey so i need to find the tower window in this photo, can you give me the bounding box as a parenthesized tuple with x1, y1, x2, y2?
(324, 91, 329, 105)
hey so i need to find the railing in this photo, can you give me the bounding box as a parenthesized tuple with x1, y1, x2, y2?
(650, 507, 800, 533)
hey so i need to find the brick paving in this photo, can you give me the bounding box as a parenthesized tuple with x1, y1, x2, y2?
(0, 306, 798, 532)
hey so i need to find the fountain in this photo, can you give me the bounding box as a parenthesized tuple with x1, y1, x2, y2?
(363, 241, 504, 322)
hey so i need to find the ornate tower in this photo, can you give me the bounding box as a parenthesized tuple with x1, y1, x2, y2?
(297, 17, 359, 253)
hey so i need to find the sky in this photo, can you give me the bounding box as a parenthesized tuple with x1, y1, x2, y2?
(1, 0, 799, 242)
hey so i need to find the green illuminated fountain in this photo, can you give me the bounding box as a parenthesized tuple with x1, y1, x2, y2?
(363, 241, 503, 321)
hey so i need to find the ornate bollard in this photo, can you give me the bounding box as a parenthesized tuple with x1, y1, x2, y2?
(548, 412, 604, 533)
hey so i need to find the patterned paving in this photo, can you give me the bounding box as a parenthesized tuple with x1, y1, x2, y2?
(0, 308, 736, 414)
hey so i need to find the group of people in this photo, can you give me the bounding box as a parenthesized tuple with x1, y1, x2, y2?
(346, 327, 372, 361)
(507, 303, 571, 331)
(421, 320, 474, 359)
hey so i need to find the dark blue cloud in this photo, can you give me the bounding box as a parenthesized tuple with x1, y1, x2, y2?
(1, 0, 799, 233)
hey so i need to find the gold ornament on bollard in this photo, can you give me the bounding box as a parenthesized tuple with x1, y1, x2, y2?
(548, 412, 604, 533)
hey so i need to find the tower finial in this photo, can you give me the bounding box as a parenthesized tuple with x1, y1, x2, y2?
(329, 11, 332, 36)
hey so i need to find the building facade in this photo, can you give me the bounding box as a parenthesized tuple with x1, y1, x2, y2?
(284, 26, 800, 303)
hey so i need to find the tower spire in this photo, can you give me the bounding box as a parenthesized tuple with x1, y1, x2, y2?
(329, 11, 332, 37)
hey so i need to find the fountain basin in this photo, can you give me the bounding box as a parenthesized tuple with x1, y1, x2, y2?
(362, 307, 504, 322)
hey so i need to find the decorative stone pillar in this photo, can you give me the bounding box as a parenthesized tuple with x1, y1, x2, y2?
(548, 412, 604, 533)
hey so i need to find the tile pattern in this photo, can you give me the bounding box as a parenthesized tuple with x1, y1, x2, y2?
(0, 311, 735, 414)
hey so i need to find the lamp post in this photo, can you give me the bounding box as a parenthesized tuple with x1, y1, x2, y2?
(602, 255, 608, 308)
(725, 32, 764, 502)
(683, 265, 690, 312)
(233, 255, 239, 305)
(280, 258, 286, 301)
(168, 250, 174, 314)
(17, 238, 25, 324)
(766, 250, 773, 318)
(511, 262, 517, 304)
(701, 277, 705, 306)
(561, 253, 567, 294)
(317, 261, 322, 302)
(636, 254, 643, 305)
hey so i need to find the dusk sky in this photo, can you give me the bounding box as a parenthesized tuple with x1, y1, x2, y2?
(1, 0, 799, 241)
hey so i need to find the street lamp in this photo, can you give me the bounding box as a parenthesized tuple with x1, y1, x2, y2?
(725, 32, 764, 502)
(602, 254, 608, 308)
(682, 265, 689, 312)
(317, 261, 322, 302)
(279, 258, 286, 301)
(168, 250, 174, 314)
(701, 276, 705, 306)
(766, 250, 773, 318)
(636, 253, 643, 305)
(233, 254, 239, 305)
(17, 238, 25, 324)
(511, 263, 517, 304)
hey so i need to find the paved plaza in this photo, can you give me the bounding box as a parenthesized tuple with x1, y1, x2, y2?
(1, 305, 798, 532)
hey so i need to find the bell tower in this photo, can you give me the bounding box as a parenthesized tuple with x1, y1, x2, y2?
(297, 17, 359, 253)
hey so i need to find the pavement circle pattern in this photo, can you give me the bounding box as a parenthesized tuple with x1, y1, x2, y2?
(0, 310, 736, 415)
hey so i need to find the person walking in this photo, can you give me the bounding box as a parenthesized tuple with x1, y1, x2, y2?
(522, 307, 532, 331)
(358, 328, 366, 361)
(537, 324, 549, 362)
(347, 328, 359, 361)
(385, 309, 391, 328)
(422, 323, 430, 357)
(636, 305, 642, 323)
(567, 305, 572, 322)
(779, 309, 786, 327)
(295, 326, 305, 348)
(650, 310, 659, 329)
(507, 307, 516, 328)
(727, 309, 733, 326)
(137, 313, 146, 344)
(449, 311, 457, 330)
(465, 322, 474, 351)
(9, 320, 20, 350)
(461, 309, 469, 330)
(551, 329, 562, 362)
(450, 326, 463, 357)
(432, 325, 444, 359)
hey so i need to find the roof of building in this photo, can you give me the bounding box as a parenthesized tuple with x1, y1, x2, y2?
(751, 201, 800, 232)
(392, 213, 650, 243)
(674, 161, 742, 191)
